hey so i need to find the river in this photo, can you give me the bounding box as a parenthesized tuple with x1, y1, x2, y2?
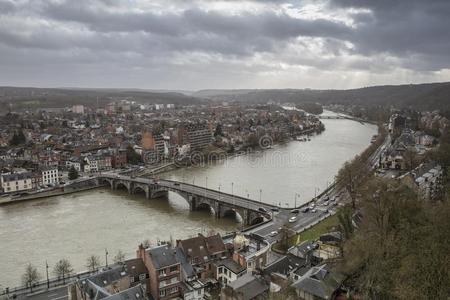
(0, 112, 376, 288)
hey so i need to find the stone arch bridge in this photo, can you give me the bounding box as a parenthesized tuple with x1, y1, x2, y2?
(93, 174, 276, 226)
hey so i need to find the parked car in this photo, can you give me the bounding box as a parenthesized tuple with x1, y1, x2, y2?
(271, 207, 279, 212)
(258, 207, 268, 213)
(302, 207, 309, 213)
(289, 216, 297, 223)
(311, 208, 317, 213)
(173, 183, 180, 186)
(323, 201, 329, 206)
(290, 209, 300, 214)
(269, 231, 278, 237)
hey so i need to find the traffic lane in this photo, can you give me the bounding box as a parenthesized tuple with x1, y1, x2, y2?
(168, 184, 273, 210)
(24, 286, 68, 300)
(255, 210, 325, 237)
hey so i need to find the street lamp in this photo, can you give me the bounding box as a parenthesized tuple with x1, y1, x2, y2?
(259, 189, 262, 202)
(46, 261, 49, 289)
(294, 193, 299, 208)
(105, 248, 109, 267)
(231, 182, 234, 195)
(205, 176, 208, 189)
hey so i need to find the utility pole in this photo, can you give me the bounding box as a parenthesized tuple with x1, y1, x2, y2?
(259, 189, 262, 202)
(105, 249, 109, 267)
(46, 261, 49, 289)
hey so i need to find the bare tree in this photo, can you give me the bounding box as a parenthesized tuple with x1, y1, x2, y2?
(86, 255, 101, 272)
(53, 259, 73, 284)
(22, 263, 40, 292)
(113, 250, 126, 264)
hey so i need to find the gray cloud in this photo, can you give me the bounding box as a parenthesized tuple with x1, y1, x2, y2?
(0, 0, 449, 89)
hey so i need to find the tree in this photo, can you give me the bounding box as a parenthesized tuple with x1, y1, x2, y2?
(53, 259, 73, 284)
(113, 250, 126, 264)
(86, 255, 101, 272)
(22, 263, 40, 292)
(340, 179, 423, 299)
(337, 207, 354, 241)
(9, 130, 26, 146)
(214, 123, 223, 137)
(68, 166, 79, 180)
(126, 145, 142, 165)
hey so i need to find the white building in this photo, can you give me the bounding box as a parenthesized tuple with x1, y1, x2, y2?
(72, 105, 85, 114)
(181, 280, 204, 300)
(216, 259, 246, 286)
(66, 158, 82, 172)
(41, 167, 59, 186)
(1, 172, 33, 193)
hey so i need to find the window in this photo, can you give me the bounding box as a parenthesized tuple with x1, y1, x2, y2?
(218, 267, 223, 274)
(159, 269, 166, 277)
(169, 286, 178, 294)
(159, 289, 166, 297)
(169, 266, 177, 272)
(139, 274, 146, 281)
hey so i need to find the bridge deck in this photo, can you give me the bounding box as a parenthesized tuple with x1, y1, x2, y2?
(100, 174, 277, 212)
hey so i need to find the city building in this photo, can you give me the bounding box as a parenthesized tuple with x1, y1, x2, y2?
(72, 105, 85, 114)
(185, 124, 212, 150)
(41, 166, 59, 186)
(1, 171, 33, 193)
(176, 233, 227, 279)
(137, 244, 182, 300)
(291, 264, 345, 300)
(216, 258, 246, 286)
(400, 162, 444, 201)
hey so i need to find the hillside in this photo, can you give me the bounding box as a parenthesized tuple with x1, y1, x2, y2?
(0, 87, 204, 112)
(194, 82, 450, 111)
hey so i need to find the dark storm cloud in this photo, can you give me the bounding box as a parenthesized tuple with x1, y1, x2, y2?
(0, 0, 449, 89)
(329, 0, 450, 59)
(0, 0, 15, 13)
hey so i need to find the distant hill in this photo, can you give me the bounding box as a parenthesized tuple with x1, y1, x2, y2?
(0, 87, 204, 112)
(194, 82, 450, 111)
(1, 82, 449, 112)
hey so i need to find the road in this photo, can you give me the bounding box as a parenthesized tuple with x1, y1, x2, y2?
(100, 174, 277, 213)
(16, 286, 68, 300)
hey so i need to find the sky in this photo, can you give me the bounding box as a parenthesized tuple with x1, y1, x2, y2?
(0, 0, 450, 90)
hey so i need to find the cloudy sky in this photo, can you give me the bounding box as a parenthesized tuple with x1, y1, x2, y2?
(0, 0, 449, 90)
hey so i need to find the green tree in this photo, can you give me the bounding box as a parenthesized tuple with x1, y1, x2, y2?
(68, 166, 79, 180)
(22, 263, 40, 292)
(53, 259, 73, 284)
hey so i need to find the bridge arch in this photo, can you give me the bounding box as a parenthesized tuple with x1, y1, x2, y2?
(98, 178, 113, 189)
(114, 181, 131, 193)
(196, 202, 215, 215)
(220, 208, 243, 222)
(133, 185, 149, 199)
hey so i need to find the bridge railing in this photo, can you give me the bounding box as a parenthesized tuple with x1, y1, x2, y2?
(156, 178, 278, 208)
(99, 174, 277, 209)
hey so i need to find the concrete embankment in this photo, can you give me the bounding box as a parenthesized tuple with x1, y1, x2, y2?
(0, 184, 104, 206)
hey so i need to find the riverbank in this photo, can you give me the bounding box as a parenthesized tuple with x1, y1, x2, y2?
(0, 184, 103, 206)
